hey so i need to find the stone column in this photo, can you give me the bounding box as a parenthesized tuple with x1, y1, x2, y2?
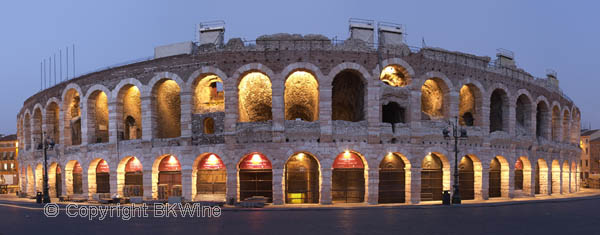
(409, 91, 422, 129)
(505, 166, 514, 198)
(319, 86, 333, 143)
(142, 169, 153, 200)
(181, 169, 193, 201)
(226, 165, 237, 203)
(409, 167, 421, 204)
(223, 84, 237, 145)
(320, 167, 332, 205)
(481, 166, 490, 200)
(448, 91, 459, 119)
(367, 167, 379, 205)
(141, 96, 153, 141)
(109, 168, 117, 196)
(81, 170, 89, 200)
(272, 168, 284, 205)
(271, 77, 284, 143)
(108, 101, 118, 143)
(180, 91, 193, 138)
(367, 84, 380, 144)
(508, 103, 516, 136)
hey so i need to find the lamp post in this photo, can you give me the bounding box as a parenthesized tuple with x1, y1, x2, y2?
(40, 131, 54, 203)
(443, 116, 467, 204)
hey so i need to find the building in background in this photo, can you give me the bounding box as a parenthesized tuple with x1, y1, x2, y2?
(580, 129, 600, 188)
(0, 134, 18, 193)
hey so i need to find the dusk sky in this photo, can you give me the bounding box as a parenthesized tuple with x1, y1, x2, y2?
(1, 0, 598, 134)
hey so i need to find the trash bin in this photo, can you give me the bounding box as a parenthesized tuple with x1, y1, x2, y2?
(228, 197, 234, 205)
(36, 192, 43, 204)
(442, 190, 451, 205)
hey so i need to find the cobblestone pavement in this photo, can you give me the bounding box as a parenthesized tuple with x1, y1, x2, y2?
(0, 196, 598, 235)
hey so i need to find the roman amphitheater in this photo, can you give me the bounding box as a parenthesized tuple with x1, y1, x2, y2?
(16, 21, 582, 205)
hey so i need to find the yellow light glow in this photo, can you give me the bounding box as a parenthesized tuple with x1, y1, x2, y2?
(206, 154, 219, 165)
(296, 153, 305, 160)
(167, 155, 178, 164)
(386, 152, 394, 159)
(15, 142, 18, 147)
(343, 151, 351, 159)
(251, 154, 263, 165)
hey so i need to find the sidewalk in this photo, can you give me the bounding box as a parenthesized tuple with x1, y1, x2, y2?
(1, 188, 599, 211)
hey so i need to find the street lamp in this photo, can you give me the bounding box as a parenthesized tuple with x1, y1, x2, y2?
(443, 116, 467, 204)
(39, 131, 55, 203)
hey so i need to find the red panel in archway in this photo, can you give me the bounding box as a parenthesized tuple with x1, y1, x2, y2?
(515, 159, 523, 170)
(333, 151, 364, 169)
(73, 162, 83, 174)
(159, 155, 181, 172)
(56, 166, 62, 174)
(239, 153, 272, 170)
(125, 157, 143, 172)
(198, 154, 225, 170)
(96, 160, 109, 173)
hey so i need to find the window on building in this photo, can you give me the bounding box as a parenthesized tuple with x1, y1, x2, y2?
(586, 160, 589, 167)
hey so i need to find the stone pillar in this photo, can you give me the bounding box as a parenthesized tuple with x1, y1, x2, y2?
(109, 168, 117, 196)
(409, 167, 421, 204)
(180, 91, 193, 138)
(142, 169, 153, 200)
(367, 167, 379, 205)
(80, 102, 89, 146)
(481, 166, 490, 200)
(505, 166, 514, 198)
(108, 101, 118, 143)
(526, 167, 535, 196)
(409, 91, 422, 129)
(508, 103, 516, 136)
(271, 77, 284, 143)
(320, 167, 332, 205)
(367, 84, 380, 144)
(226, 165, 237, 203)
(223, 84, 237, 145)
(181, 169, 193, 201)
(141, 96, 153, 141)
(481, 96, 490, 134)
(319, 86, 333, 143)
(272, 168, 284, 205)
(82, 170, 89, 200)
(448, 91, 459, 119)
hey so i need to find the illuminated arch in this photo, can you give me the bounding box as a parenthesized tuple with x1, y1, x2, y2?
(284, 152, 320, 204)
(284, 70, 319, 121)
(192, 153, 227, 202)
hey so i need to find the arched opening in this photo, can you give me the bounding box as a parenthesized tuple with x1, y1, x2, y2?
(203, 117, 215, 134)
(87, 91, 109, 143)
(534, 159, 550, 195)
(379, 152, 408, 203)
(153, 155, 182, 200)
(562, 160, 570, 193)
(489, 89, 509, 132)
(45, 102, 60, 144)
(421, 153, 443, 201)
(88, 159, 110, 195)
(514, 159, 524, 190)
(382, 102, 405, 132)
(332, 70, 365, 122)
(285, 152, 320, 204)
(517, 157, 533, 195)
(380, 64, 410, 87)
(571, 109, 581, 144)
(193, 74, 224, 114)
(32, 108, 42, 149)
(238, 152, 273, 202)
(26, 165, 34, 195)
(562, 110, 570, 142)
(516, 95, 532, 135)
(551, 106, 561, 141)
(536, 102, 550, 139)
(152, 79, 181, 138)
(117, 85, 142, 140)
(332, 151, 366, 203)
(489, 157, 502, 198)
(35, 164, 43, 193)
(551, 160, 561, 194)
(459, 156, 475, 200)
(238, 72, 273, 122)
(421, 78, 448, 120)
(63, 89, 82, 146)
(284, 71, 319, 121)
(49, 163, 62, 198)
(120, 157, 143, 197)
(459, 84, 482, 126)
(571, 162, 577, 192)
(193, 153, 226, 202)
(23, 114, 31, 150)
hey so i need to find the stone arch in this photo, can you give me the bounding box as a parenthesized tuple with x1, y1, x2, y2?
(515, 90, 534, 136)
(489, 86, 510, 133)
(536, 97, 551, 139)
(191, 153, 227, 202)
(44, 98, 61, 144)
(149, 76, 182, 138)
(571, 161, 577, 193)
(489, 156, 510, 198)
(117, 156, 143, 197)
(62, 87, 82, 146)
(23, 111, 31, 150)
(457, 79, 484, 126)
(115, 80, 143, 140)
(535, 158, 549, 195)
(561, 160, 570, 193)
(378, 57, 415, 87)
(280, 62, 326, 84)
(331, 150, 369, 203)
(48, 162, 62, 198)
(326, 62, 371, 86)
(515, 156, 533, 195)
(283, 151, 321, 204)
(26, 165, 34, 195)
(419, 74, 452, 120)
(152, 154, 182, 199)
(237, 71, 273, 122)
(88, 158, 110, 197)
(420, 152, 451, 201)
(551, 103, 562, 141)
(562, 109, 571, 143)
(570, 107, 581, 144)
(237, 152, 273, 202)
(65, 160, 83, 195)
(378, 152, 411, 203)
(35, 163, 43, 193)
(84, 86, 110, 144)
(331, 69, 366, 122)
(459, 154, 483, 200)
(31, 106, 43, 149)
(230, 63, 277, 86)
(379, 64, 412, 87)
(284, 70, 319, 121)
(189, 67, 227, 114)
(551, 159, 561, 194)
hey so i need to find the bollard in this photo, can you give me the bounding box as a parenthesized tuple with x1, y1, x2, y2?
(442, 190, 451, 205)
(36, 192, 42, 204)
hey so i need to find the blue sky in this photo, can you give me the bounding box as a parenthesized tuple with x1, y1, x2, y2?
(1, 0, 598, 134)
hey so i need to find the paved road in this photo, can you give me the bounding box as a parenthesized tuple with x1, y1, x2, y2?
(0, 197, 598, 235)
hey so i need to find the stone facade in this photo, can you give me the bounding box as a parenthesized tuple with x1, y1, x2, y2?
(15, 32, 581, 205)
